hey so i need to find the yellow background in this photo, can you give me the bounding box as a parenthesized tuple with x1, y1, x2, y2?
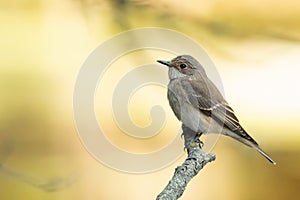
(1, 0, 300, 199)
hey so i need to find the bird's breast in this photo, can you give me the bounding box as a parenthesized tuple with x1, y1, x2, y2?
(167, 79, 212, 133)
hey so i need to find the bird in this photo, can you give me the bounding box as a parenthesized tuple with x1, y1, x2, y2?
(157, 55, 276, 164)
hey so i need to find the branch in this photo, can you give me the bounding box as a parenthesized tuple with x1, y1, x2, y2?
(156, 125, 216, 200)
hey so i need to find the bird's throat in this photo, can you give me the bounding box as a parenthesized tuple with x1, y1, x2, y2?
(168, 67, 186, 80)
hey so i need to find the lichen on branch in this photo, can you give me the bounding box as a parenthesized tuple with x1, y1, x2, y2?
(156, 125, 216, 200)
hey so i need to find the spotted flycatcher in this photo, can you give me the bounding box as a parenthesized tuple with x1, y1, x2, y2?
(157, 55, 275, 164)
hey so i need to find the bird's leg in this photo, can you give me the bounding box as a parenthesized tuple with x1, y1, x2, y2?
(192, 132, 204, 148)
(181, 125, 204, 152)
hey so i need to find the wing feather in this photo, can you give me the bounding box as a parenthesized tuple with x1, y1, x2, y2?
(185, 78, 258, 145)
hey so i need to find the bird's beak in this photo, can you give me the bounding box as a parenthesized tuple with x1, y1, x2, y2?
(157, 60, 171, 67)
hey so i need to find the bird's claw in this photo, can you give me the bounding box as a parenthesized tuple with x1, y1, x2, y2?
(194, 132, 204, 148)
(195, 132, 203, 138)
(199, 140, 204, 148)
(183, 131, 204, 151)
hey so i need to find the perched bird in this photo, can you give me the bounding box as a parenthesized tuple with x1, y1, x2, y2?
(157, 55, 276, 164)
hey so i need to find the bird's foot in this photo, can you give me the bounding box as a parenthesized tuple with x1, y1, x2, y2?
(190, 133, 204, 148)
(182, 131, 204, 152)
(181, 132, 184, 139)
(193, 132, 204, 148)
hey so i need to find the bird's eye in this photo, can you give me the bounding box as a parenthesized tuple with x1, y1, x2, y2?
(180, 63, 187, 69)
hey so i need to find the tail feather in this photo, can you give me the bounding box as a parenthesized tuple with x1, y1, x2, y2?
(251, 143, 276, 165)
(227, 129, 276, 164)
(221, 124, 276, 164)
(233, 128, 276, 165)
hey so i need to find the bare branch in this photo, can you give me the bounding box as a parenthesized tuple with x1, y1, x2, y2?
(156, 125, 216, 200)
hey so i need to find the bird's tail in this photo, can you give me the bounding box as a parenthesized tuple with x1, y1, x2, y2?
(249, 143, 276, 165)
(223, 125, 276, 164)
(230, 129, 276, 165)
(234, 130, 276, 165)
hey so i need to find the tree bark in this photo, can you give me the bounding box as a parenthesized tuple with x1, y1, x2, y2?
(156, 125, 216, 200)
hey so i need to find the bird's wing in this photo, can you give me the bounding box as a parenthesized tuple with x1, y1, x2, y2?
(183, 78, 258, 145)
(167, 88, 182, 120)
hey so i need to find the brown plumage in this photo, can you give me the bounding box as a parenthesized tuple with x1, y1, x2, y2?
(158, 55, 276, 164)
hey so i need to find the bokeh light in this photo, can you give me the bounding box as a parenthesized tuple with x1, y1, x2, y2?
(1, 0, 300, 199)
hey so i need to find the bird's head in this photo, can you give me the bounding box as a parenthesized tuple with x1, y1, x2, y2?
(157, 55, 206, 80)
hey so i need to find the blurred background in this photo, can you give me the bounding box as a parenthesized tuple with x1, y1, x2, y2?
(1, 0, 300, 199)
